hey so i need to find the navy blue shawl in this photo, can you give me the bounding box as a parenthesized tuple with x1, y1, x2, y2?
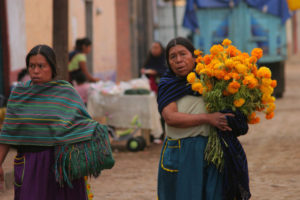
(219, 109, 251, 200)
(157, 69, 199, 113)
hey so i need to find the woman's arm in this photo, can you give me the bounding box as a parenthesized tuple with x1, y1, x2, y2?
(142, 68, 157, 75)
(79, 61, 100, 83)
(0, 144, 9, 182)
(162, 102, 233, 131)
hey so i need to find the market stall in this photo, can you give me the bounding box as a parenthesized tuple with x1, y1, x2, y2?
(87, 78, 163, 147)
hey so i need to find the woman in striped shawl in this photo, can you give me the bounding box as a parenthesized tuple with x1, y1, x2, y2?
(157, 37, 235, 200)
(0, 45, 113, 200)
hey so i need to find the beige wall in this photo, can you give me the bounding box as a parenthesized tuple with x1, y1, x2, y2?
(93, 0, 117, 74)
(24, 0, 118, 77)
(6, 0, 27, 71)
(69, 0, 86, 51)
(24, 0, 52, 51)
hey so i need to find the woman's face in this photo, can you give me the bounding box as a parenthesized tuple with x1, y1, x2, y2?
(28, 54, 53, 84)
(82, 45, 91, 54)
(168, 45, 195, 77)
(151, 42, 162, 57)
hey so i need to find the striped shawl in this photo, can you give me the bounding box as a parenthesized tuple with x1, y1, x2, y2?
(0, 80, 101, 146)
(0, 80, 115, 186)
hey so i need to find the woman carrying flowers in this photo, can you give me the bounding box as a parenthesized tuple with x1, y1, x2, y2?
(157, 37, 234, 200)
(184, 38, 277, 200)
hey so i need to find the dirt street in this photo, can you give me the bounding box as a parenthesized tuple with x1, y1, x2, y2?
(1, 59, 300, 199)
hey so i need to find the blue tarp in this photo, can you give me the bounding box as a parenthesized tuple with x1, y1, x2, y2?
(183, 0, 292, 32)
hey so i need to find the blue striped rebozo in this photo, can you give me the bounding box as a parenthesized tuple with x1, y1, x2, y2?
(0, 80, 102, 146)
(219, 109, 251, 200)
(157, 69, 200, 113)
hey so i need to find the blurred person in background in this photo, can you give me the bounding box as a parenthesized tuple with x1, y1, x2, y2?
(73, 71, 90, 106)
(68, 38, 99, 83)
(141, 41, 167, 94)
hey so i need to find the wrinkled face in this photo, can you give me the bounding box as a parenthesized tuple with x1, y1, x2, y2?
(151, 42, 162, 57)
(168, 45, 195, 77)
(28, 54, 53, 84)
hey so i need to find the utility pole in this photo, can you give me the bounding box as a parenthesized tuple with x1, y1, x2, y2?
(53, 0, 69, 80)
(85, 0, 94, 73)
(172, 0, 178, 37)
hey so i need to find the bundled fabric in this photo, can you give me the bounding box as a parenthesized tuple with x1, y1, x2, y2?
(54, 124, 114, 187)
(157, 69, 200, 113)
(0, 80, 114, 186)
(218, 109, 251, 200)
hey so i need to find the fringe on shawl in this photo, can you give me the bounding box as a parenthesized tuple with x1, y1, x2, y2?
(54, 125, 114, 187)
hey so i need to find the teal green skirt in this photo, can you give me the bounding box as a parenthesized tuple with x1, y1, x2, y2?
(157, 135, 223, 200)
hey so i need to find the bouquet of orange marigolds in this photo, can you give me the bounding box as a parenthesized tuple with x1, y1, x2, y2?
(187, 38, 276, 169)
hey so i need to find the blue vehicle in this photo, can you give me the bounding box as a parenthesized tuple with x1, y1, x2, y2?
(183, 0, 292, 97)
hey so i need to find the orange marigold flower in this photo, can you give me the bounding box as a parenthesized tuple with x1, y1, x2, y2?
(210, 44, 224, 55)
(248, 112, 256, 119)
(257, 66, 272, 79)
(240, 52, 250, 59)
(222, 38, 232, 46)
(224, 74, 231, 81)
(227, 81, 241, 94)
(194, 49, 202, 56)
(196, 56, 203, 63)
(225, 59, 234, 69)
(249, 56, 257, 63)
(226, 45, 239, 57)
(251, 65, 258, 76)
(243, 75, 258, 89)
(191, 82, 203, 92)
(187, 72, 196, 83)
(270, 80, 277, 88)
(266, 112, 274, 120)
(261, 78, 272, 86)
(248, 112, 260, 124)
(234, 98, 245, 107)
(203, 55, 212, 65)
(251, 48, 263, 59)
(260, 85, 274, 96)
(231, 72, 240, 80)
(214, 70, 226, 80)
(261, 93, 274, 103)
(206, 81, 213, 90)
(195, 63, 205, 74)
(254, 117, 260, 124)
(266, 103, 276, 113)
(235, 64, 248, 74)
(88, 193, 94, 199)
(223, 90, 230, 96)
(86, 184, 91, 190)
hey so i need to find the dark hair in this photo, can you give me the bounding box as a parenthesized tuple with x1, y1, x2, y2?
(152, 41, 164, 54)
(74, 72, 87, 85)
(143, 41, 165, 66)
(17, 68, 28, 82)
(75, 39, 83, 51)
(75, 37, 92, 52)
(165, 37, 195, 68)
(26, 44, 57, 79)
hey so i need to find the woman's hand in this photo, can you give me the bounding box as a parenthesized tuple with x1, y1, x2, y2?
(208, 112, 234, 131)
(143, 69, 157, 75)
